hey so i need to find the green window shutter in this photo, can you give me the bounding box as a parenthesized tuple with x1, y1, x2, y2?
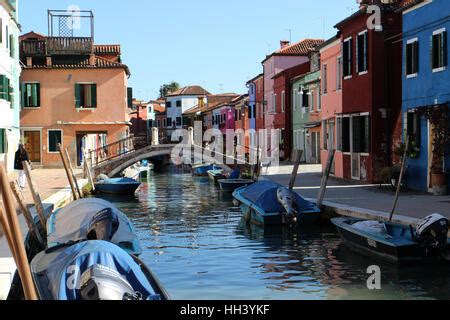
(75, 84, 81, 108)
(0, 129, 5, 153)
(91, 84, 97, 107)
(9, 34, 13, 58)
(0, 75, 5, 100)
(31, 83, 38, 107)
(36, 83, 41, 107)
(443, 31, 448, 67)
(20, 83, 25, 108)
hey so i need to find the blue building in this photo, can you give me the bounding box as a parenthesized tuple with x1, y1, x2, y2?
(401, 0, 450, 194)
(246, 74, 262, 152)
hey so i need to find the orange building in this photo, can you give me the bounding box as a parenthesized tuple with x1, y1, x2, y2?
(19, 31, 131, 167)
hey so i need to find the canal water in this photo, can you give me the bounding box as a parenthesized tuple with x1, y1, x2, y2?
(98, 168, 450, 300)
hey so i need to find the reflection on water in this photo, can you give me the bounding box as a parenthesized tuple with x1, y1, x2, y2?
(99, 168, 450, 300)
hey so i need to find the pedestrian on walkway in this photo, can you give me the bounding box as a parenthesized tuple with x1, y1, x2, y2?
(14, 144, 31, 189)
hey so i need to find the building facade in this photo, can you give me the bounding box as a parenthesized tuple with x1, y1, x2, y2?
(319, 35, 343, 177)
(19, 30, 131, 167)
(0, 0, 21, 172)
(400, 0, 450, 193)
(335, 1, 403, 182)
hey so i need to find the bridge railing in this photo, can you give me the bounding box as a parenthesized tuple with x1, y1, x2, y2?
(87, 135, 137, 167)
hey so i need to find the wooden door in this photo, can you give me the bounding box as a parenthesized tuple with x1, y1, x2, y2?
(23, 131, 41, 163)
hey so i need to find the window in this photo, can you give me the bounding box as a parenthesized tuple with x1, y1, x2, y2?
(48, 130, 62, 153)
(281, 91, 285, 113)
(317, 88, 321, 111)
(166, 101, 172, 108)
(5, 26, 8, 49)
(357, 31, 368, 73)
(352, 115, 370, 153)
(322, 64, 328, 94)
(176, 117, 182, 126)
(166, 117, 172, 127)
(0, 128, 5, 154)
(406, 39, 419, 76)
(176, 100, 182, 107)
(9, 34, 14, 58)
(0, 19, 2, 44)
(343, 38, 353, 78)
(323, 120, 328, 150)
(273, 93, 277, 113)
(406, 111, 421, 148)
(337, 56, 342, 90)
(0, 75, 11, 103)
(157, 119, 160, 127)
(75, 83, 97, 108)
(163, 119, 167, 127)
(432, 29, 447, 71)
(301, 89, 309, 109)
(337, 117, 350, 152)
(22, 83, 40, 108)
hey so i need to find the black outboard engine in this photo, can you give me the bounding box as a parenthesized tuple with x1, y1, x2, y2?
(80, 264, 144, 300)
(87, 208, 120, 241)
(414, 214, 448, 252)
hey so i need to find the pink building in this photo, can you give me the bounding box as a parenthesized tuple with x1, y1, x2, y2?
(262, 39, 324, 150)
(319, 34, 343, 177)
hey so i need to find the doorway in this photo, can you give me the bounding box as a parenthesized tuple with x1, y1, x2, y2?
(23, 130, 41, 163)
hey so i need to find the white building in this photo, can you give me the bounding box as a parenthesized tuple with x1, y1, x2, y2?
(0, 0, 21, 173)
(165, 85, 210, 134)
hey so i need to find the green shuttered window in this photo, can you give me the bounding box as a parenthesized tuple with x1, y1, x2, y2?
(0, 75, 11, 103)
(75, 83, 97, 108)
(48, 130, 62, 153)
(22, 83, 40, 108)
(0, 128, 5, 154)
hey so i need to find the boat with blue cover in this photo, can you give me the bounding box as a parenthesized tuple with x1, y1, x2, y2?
(332, 214, 450, 263)
(192, 164, 220, 176)
(30, 240, 169, 300)
(232, 180, 321, 226)
(95, 177, 141, 195)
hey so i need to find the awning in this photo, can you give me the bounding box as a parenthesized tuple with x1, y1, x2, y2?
(303, 121, 321, 129)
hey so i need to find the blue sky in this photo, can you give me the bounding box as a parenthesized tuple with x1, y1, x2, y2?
(20, 0, 359, 100)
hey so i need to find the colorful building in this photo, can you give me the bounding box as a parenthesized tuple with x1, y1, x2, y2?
(334, 1, 403, 182)
(399, 0, 450, 194)
(19, 11, 131, 167)
(273, 62, 311, 159)
(0, 0, 21, 172)
(262, 39, 324, 154)
(319, 34, 343, 177)
(291, 55, 321, 164)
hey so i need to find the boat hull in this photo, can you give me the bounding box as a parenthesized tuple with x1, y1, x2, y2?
(95, 178, 141, 195)
(218, 179, 255, 193)
(207, 170, 227, 184)
(332, 217, 450, 263)
(233, 185, 321, 226)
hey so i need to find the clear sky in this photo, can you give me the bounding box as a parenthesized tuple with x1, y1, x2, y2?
(19, 0, 359, 100)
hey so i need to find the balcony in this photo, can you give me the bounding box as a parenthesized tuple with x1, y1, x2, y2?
(20, 37, 94, 57)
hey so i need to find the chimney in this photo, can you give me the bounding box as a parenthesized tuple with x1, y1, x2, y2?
(46, 56, 52, 67)
(280, 40, 290, 49)
(89, 54, 96, 66)
(26, 56, 33, 67)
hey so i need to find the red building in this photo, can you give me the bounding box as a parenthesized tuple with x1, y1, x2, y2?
(128, 99, 148, 138)
(273, 62, 311, 159)
(334, 1, 403, 182)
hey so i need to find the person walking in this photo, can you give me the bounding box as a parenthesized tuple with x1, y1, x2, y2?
(14, 144, 31, 189)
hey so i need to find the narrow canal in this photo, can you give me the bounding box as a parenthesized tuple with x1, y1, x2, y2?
(97, 167, 450, 300)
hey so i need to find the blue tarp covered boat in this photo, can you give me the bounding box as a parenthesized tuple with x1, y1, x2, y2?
(232, 180, 321, 226)
(192, 164, 220, 176)
(95, 177, 141, 195)
(30, 240, 170, 300)
(332, 215, 450, 263)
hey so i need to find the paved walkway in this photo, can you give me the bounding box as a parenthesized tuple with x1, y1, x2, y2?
(261, 164, 450, 220)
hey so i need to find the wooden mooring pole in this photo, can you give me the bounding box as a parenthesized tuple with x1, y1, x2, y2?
(289, 150, 303, 190)
(317, 149, 336, 208)
(22, 161, 47, 229)
(58, 144, 78, 201)
(83, 149, 96, 192)
(65, 148, 83, 199)
(0, 164, 39, 300)
(390, 135, 410, 222)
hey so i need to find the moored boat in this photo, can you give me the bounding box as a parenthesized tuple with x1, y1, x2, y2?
(232, 180, 321, 226)
(95, 177, 141, 195)
(30, 240, 169, 300)
(207, 169, 227, 184)
(192, 164, 219, 177)
(331, 214, 450, 263)
(218, 179, 255, 193)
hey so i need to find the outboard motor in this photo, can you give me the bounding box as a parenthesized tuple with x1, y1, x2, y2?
(276, 187, 298, 226)
(80, 264, 144, 300)
(87, 208, 119, 241)
(414, 214, 448, 252)
(96, 174, 110, 182)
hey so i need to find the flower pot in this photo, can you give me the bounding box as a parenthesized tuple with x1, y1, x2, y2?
(431, 173, 447, 196)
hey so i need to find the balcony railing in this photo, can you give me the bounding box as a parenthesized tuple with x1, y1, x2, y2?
(46, 37, 94, 55)
(21, 37, 94, 56)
